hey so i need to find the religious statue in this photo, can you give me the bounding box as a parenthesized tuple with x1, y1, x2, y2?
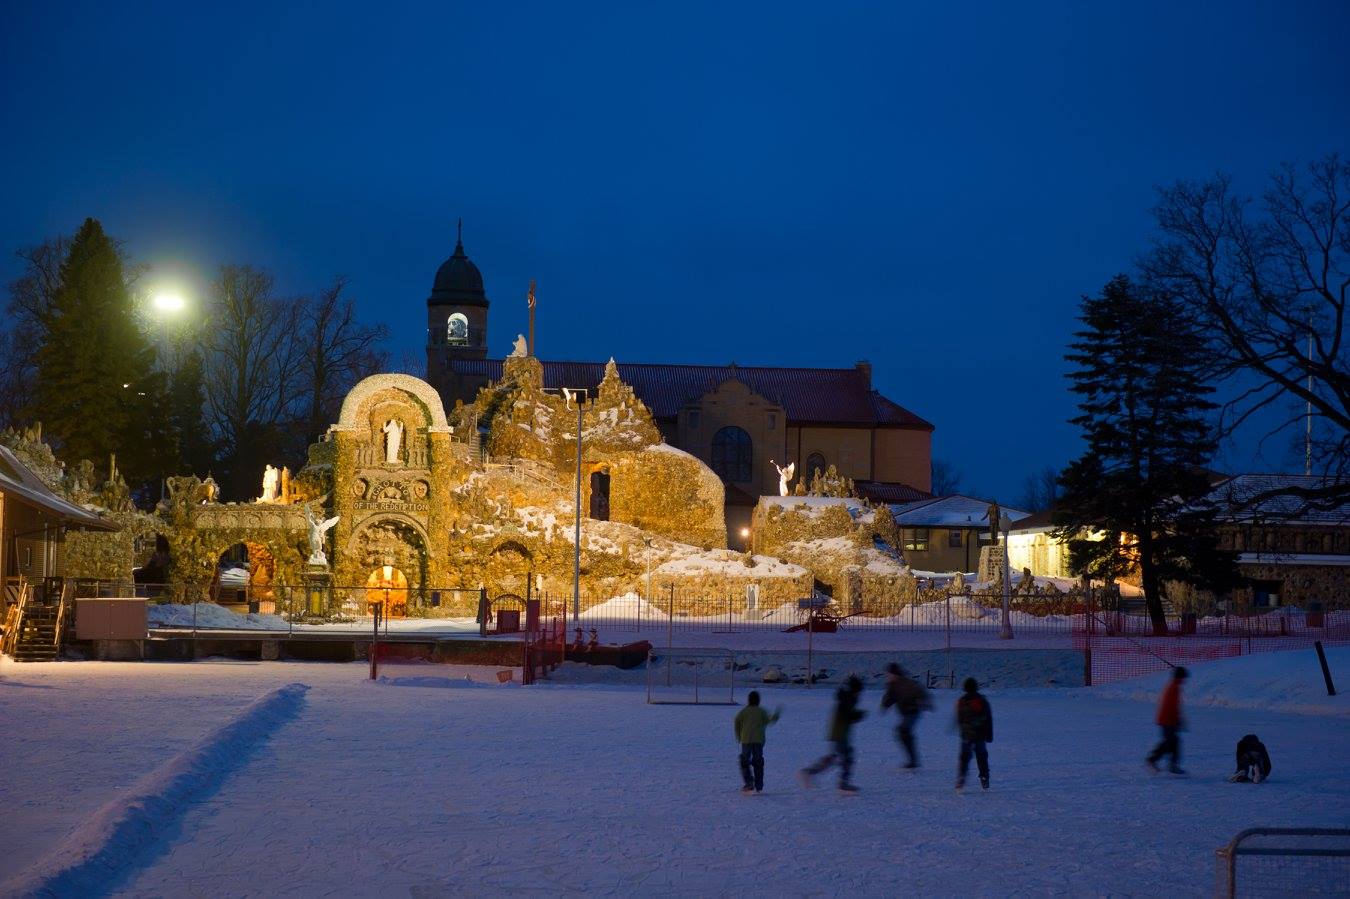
(984, 500, 1002, 544)
(769, 459, 795, 497)
(381, 419, 403, 464)
(509, 333, 528, 357)
(258, 465, 279, 503)
(305, 504, 341, 567)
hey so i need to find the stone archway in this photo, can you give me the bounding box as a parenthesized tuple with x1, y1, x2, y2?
(365, 564, 410, 617)
(349, 516, 429, 610)
(485, 539, 534, 599)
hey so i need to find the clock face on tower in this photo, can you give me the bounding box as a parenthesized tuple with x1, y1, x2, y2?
(447, 313, 469, 345)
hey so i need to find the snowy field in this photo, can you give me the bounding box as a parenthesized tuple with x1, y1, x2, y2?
(1, 649, 1346, 897)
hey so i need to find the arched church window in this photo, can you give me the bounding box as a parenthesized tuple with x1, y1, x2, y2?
(711, 426, 753, 483)
(806, 452, 827, 481)
(447, 312, 469, 346)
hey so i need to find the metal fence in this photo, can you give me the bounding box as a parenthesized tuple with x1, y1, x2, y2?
(1214, 828, 1350, 897)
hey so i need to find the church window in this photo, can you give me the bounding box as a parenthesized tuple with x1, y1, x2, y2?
(766, 412, 777, 430)
(447, 313, 469, 346)
(688, 410, 700, 429)
(806, 452, 826, 480)
(711, 426, 752, 483)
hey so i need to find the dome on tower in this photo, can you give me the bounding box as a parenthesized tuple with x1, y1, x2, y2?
(428, 224, 487, 307)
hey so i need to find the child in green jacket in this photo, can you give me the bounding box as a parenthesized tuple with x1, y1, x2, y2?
(734, 691, 782, 793)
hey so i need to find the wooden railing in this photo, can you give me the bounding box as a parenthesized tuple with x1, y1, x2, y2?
(2, 578, 31, 657)
(52, 579, 73, 648)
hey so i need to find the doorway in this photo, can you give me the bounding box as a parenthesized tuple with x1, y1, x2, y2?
(366, 565, 410, 618)
(589, 468, 611, 521)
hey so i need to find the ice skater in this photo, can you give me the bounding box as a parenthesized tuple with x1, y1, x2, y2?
(799, 675, 866, 793)
(954, 677, 993, 791)
(1227, 733, 1272, 784)
(733, 690, 782, 794)
(1145, 666, 1188, 775)
(880, 663, 932, 768)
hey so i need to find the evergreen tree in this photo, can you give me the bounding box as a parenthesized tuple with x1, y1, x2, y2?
(30, 218, 171, 492)
(167, 347, 215, 475)
(1054, 275, 1237, 633)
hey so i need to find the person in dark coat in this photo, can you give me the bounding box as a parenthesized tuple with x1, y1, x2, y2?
(1146, 667, 1188, 775)
(1228, 734, 1272, 783)
(955, 677, 993, 790)
(799, 675, 867, 793)
(881, 663, 933, 768)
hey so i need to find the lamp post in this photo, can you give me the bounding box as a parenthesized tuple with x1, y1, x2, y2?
(999, 513, 1014, 640)
(544, 387, 589, 625)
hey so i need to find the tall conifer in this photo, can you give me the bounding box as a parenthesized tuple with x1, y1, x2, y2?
(1054, 275, 1237, 633)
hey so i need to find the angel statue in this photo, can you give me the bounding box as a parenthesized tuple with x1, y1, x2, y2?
(304, 504, 341, 567)
(770, 459, 795, 497)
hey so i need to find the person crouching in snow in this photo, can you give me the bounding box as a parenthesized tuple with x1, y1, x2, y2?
(734, 691, 782, 794)
(881, 663, 932, 768)
(799, 675, 866, 793)
(955, 677, 993, 791)
(1146, 666, 1188, 775)
(1228, 734, 1272, 783)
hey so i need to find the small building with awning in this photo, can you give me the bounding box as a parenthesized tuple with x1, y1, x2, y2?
(1, 444, 117, 599)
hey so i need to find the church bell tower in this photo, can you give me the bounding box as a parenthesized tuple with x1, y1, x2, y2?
(426, 221, 489, 403)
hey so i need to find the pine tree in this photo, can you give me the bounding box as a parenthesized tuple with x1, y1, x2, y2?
(167, 347, 214, 475)
(1054, 275, 1237, 633)
(30, 218, 170, 491)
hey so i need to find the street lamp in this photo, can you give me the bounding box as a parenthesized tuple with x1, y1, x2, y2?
(152, 291, 187, 313)
(543, 386, 590, 625)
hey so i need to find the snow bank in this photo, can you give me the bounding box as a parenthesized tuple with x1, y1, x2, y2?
(149, 603, 290, 630)
(0, 682, 309, 898)
(1095, 646, 1348, 717)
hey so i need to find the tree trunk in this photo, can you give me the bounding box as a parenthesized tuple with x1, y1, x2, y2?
(1138, 533, 1167, 635)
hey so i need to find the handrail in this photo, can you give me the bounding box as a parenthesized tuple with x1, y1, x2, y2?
(52, 580, 73, 647)
(2, 579, 31, 656)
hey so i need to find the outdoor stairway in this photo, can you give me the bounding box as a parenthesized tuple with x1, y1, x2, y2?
(11, 602, 60, 662)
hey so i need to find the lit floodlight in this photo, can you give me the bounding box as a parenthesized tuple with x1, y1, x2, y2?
(152, 291, 186, 313)
(739, 527, 750, 538)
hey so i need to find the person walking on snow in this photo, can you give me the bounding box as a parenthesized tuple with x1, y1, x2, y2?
(954, 677, 993, 791)
(881, 663, 933, 768)
(1146, 666, 1188, 775)
(799, 675, 867, 793)
(733, 690, 782, 794)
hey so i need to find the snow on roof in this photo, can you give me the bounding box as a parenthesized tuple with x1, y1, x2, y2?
(0, 445, 115, 530)
(1205, 474, 1350, 525)
(888, 494, 1031, 528)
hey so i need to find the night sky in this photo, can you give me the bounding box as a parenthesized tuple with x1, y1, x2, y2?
(3, 1, 1348, 501)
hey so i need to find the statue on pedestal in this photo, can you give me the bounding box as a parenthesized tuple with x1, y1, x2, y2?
(304, 504, 341, 567)
(258, 465, 279, 503)
(381, 419, 403, 464)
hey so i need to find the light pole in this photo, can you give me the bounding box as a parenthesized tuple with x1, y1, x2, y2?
(544, 387, 589, 625)
(999, 513, 1013, 640)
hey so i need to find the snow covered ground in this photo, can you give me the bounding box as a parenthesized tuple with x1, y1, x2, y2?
(1, 649, 1346, 896)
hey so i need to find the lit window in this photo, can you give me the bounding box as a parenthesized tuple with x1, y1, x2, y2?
(904, 529, 930, 552)
(711, 426, 753, 483)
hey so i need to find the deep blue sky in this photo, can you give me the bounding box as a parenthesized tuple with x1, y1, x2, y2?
(3, 1, 1348, 501)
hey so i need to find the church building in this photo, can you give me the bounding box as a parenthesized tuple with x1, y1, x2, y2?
(424, 231, 935, 547)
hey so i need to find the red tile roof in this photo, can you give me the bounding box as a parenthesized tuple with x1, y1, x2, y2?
(451, 359, 933, 429)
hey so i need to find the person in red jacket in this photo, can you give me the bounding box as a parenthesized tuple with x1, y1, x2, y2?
(1146, 666, 1188, 774)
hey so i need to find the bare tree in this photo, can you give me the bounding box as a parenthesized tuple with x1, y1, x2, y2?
(1018, 466, 1061, 512)
(1145, 154, 1349, 511)
(201, 265, 305, 498)
(1, 237, 69, 427)
(930, 458, 963, 495)
(298, 276, 388, 440)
